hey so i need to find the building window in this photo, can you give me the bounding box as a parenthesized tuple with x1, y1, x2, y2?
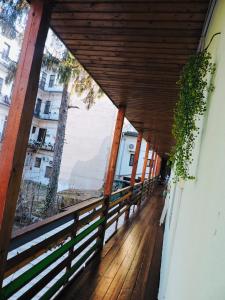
(37, 128, 47, 144)
(147, 159, 151, 167)
(44, 101, 51, 114)
(34, 157, 41, 168)
(2, 42, 10, 60)
(45, 166, 52, 178)
(129, 153, 135, 166)
(0, 78, 3, 94)
(0, 116, 7, 142)
(40, 72, 47, 89)
(48, 75, 55, 87)
(32, 126, 36, 134)
(35, 98, 42, 116)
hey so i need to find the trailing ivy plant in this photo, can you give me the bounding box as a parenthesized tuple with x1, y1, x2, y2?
(169, 50, 216, 182)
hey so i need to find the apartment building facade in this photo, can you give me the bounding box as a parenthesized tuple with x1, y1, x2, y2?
(0, 31, 63, 186)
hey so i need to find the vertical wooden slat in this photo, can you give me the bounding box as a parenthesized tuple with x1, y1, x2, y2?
(104, 106, 126, 196)
(148, 146, 155, 180)
(152, 146, 159, 178)
(125, 131, 143, 219)
(130, 131, 143, 186)
(98, 106, 125, 247)
(0, 0, 53, 285)
(141, 141, 150, 183)
(154, 154, 159, 177)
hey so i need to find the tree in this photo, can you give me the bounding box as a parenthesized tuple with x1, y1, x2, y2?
(43, 50, 103, 215)
(0, 0, 28, 39)
(1, 0, 103, 216)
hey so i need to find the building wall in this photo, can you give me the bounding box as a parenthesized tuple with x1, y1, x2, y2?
(159, 2, 225, 300)
(58, 94, 117, 191)
(0, 34, 18, 141)
(0, 30, 63, 185)
(115, 133, 152, 180)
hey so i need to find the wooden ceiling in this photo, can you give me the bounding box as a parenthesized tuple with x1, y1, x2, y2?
(50, 0, 210, 156)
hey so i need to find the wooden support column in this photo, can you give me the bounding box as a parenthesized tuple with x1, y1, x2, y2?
(148, 145, 155, 195)
(153, 146, 159, 178)
(148, 146, 155, 180)
(153, 154, 159, 177)
(141, 141, 150, 183)
(125, 131, 143, 219)
(99, 106, 125, 247)
(0, 0, 53, 285)
(151, 146, 158, 178)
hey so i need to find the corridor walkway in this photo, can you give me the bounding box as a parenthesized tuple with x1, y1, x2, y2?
(57, 187, 164, 300)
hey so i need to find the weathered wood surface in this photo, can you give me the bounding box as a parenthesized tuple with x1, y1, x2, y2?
(56, 186, 164, 300)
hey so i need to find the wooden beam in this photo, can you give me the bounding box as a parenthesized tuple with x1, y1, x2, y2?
(149, 146, 155, 180)
(153, 154, 158, 178)
(104, 106, 126, 196)
(98, 106, 125, 249)
(141, 141, 150, 183)
(152, 146, 159, 178)
(0, 0, 52, 286)
(130, 131, 143, 186)
(125, 131, 143, 219)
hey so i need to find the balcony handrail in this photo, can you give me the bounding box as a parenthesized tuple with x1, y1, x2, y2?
(1, 178, 157, 300)
(10, 196, 104, 251)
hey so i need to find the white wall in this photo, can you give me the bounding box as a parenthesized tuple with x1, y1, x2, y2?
(23, 150, 54, 185)
(58, 94, 117, 191)
(159, 2, 225, 300)
(115, 133, 152, 179)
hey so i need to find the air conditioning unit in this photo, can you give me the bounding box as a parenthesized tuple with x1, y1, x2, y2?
(128, 143, 135, 151)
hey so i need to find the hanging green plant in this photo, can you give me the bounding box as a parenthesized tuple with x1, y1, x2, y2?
(169, 49, 216, 182)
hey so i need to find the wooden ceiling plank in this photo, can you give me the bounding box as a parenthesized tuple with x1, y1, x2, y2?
(53, 2, 208, 14)
(50, 0, 210, 155)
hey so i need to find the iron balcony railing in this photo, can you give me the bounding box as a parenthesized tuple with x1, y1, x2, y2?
(1, 178, 157, 300)
(28, 140, 55, 152)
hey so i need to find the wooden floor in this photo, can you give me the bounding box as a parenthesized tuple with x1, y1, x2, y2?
(58, 187, 164, 300)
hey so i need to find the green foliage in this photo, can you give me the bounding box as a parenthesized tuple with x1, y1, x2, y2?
(0, 0, 28, 39)
(5, 60, 17, 84)
(43, 50, 103, 109)
(169, 50, 216, 182)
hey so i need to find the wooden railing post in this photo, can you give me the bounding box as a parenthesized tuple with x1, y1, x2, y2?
(125, 131, 143, 220)
(0, 0, 53, 286)
(98, 106, 125, 249)
(66, 212, 79, 274)
(153, 154, 159, 178)
(140, 141, 150, 205)
(148, 145, 155, 195)
(151, 145, 158, 190)
(141, 141, 150, 183)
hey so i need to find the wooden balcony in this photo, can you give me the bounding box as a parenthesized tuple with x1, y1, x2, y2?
(1, 179, 163, 300)
(57, 185, 164, 300)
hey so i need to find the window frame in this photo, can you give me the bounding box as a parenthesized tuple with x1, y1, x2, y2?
(44, 100, 51, 114)
(0, 77, 3, 94)
(40, 72, 47, 89)
(129, 153, 135, 166)
(48, 75, 55, 88)
(2, 42, 10, 60)
(45, 166, 52, 178)
(34, 157, 42, 168)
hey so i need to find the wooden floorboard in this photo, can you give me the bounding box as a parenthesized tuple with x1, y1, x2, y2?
(57, 186, 164, 300)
